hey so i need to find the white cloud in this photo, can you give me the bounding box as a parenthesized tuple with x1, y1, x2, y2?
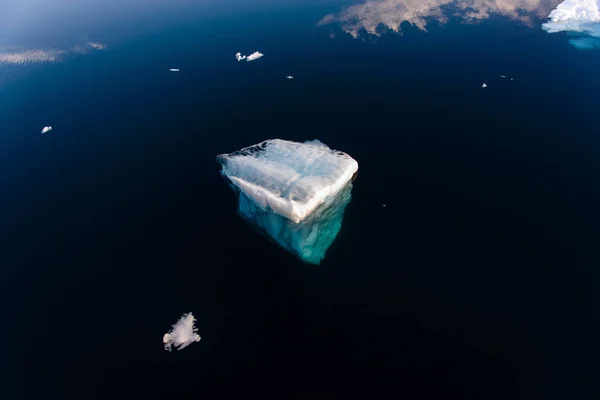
(163, 312, 201, 352)
(0, 49, 64, 65)
(86, 41, 108, 50)
(0, 41, 107, 65)
(319, 0, 561, 38)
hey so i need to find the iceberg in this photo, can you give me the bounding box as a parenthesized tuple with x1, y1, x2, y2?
(41, 126, 52, 134)
(543, 0, 600, 49)
(163, 312, 201, 352)
(217, 139, 358, 265)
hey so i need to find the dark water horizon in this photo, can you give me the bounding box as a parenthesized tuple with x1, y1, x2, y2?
(1, 3, 599, 399)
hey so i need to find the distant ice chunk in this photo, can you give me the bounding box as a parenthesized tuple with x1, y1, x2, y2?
(218, 139, 358, 264)
(482, 83, 488, 88)
(169, 68, 180, 72)
(236, 51, 264, 62)
(163, 312, 201, 352)
(285, 75, 294, 79)
(246, 51, 264, 61)
(41, 126, 52, 134)
(500, 75, 507, 78)
(543, 0, 600, 49)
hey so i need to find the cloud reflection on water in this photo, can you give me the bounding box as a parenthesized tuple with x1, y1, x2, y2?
(319, 0, 561, 37)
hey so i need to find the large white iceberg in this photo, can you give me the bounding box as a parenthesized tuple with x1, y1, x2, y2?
(218, 139, 358, 264)
(543, 0, 600, 49)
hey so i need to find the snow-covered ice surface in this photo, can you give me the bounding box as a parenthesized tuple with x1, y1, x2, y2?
(163, 312, 201, 352)
(218, 139, 358, 224)
(218, 139, 358, 264)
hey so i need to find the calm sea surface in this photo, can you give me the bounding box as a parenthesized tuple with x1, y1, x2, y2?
(1, 3, 599, 399)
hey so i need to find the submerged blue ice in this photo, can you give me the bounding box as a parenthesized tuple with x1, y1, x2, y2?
(217, 139, 358, 264)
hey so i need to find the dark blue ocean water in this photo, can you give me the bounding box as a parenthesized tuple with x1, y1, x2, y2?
(1, 2, 599, 399)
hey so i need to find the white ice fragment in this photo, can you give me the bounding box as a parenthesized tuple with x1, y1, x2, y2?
(482, 83, 488, 88)
(169, 68, 180, 72)
(245, 51, 264, 62)
(285, 75, 294, 79)
(235, 51, 263, 62)
(500, 75, 507, 78)
(163, 312, 201, 352)
(41, 126, 52, 134)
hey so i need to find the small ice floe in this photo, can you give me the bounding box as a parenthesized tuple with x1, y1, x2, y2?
(169, 68, 180, 72)
(246, 51, 263, 62)
(382, 204, 387, 208)
(285, 75, 294, 79)
(481, 83, 488, 88)
(236, 51, 263, 62)
(163, 312, 201, 352)
(500, 75, 507, 78)
(41, 126, 52, 134)
(510, 77, 514, 81)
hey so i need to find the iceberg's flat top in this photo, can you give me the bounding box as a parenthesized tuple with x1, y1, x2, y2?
(218, 139, 358, 224)
(543, 0, 600, 33)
